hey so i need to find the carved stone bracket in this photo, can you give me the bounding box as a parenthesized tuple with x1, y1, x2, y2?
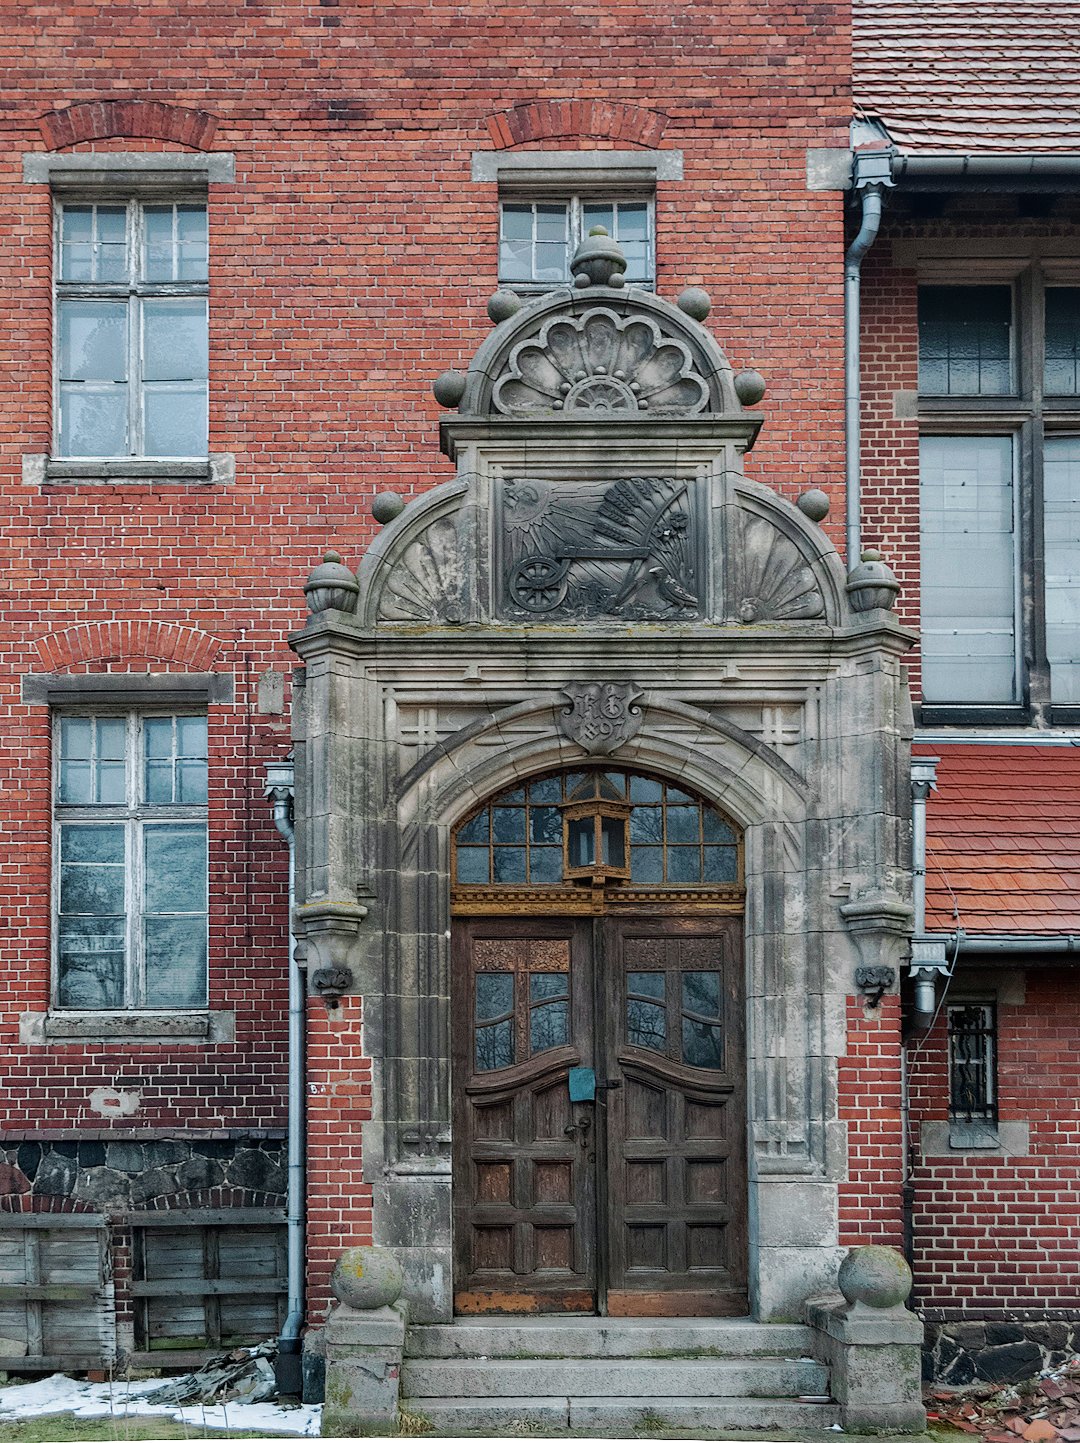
(840, 893, 913, 981)
(558, 681, 644, 755)
(294, 899, 368, 1006)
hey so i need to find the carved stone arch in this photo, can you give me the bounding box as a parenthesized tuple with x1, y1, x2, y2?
(729, 477, 848, 626)
(357, 480, 472, 627)
(458, 288, 742, 419)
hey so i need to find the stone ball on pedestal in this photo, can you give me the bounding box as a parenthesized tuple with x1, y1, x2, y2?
(838, 1245, 913, 1310)
(330, 1245, 404, 1310)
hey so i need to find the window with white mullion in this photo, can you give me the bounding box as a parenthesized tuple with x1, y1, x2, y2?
(55, 198, 208, 459)
(498, 195, 654, 288)
(53, 711, 208, 1010)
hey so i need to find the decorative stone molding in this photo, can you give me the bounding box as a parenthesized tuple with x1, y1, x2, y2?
(558, 681, 644, 754)
(492, 309, 710, 417)
(293, 900, 368, 1005)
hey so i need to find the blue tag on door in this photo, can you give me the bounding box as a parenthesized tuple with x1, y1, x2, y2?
(568, 1067, 596, 1102)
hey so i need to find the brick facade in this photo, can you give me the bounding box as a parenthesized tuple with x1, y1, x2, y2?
(0, 0, 1073, 1388)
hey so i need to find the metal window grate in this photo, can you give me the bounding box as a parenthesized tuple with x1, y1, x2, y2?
(948, 1003, 998, 1123)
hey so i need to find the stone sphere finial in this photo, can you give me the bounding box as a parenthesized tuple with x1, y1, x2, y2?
(847, 548, 901, 613)
(570, 224, 628, 290)
(734, 368, 767, 406)
(371, 492, 405, 525)
(432, 369, 467, 408)
(304, 550, 359, 615)
(330, 1245, 404, 1311)
(838, 1245, 913, 1311)
(677, 286, 711, 320)
(797, 488, 831, 523)
(487, 288, 522, 324)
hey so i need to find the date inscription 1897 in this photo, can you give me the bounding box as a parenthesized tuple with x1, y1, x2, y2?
(498, 476, 701, 622)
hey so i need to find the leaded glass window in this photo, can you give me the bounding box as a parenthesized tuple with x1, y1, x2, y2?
(454, 770, 739, 889)
(54, 711, 208, 1009)
(56, 200, 209, 458)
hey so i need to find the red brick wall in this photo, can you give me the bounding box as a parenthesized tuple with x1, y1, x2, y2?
(838, 995, 906, 1249)
(0, 0, 853, 1313)
(907, 972, 1080, 1315)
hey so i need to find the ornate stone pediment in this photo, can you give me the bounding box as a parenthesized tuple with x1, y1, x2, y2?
(492, 308, 710, 418)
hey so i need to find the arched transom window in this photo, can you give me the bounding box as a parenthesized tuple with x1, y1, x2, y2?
(453, 770, 739, 889)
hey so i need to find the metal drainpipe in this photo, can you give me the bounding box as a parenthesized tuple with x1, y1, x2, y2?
(844, 150, 893, 567)
(265, 758, 305, 1394)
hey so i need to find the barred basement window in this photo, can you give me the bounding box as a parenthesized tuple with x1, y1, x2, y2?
(947, 1003, 998, 1124)
(54, 711, 208, 1009)
(55, 199, 208, 457)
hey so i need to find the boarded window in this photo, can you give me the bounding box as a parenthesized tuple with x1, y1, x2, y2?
(0, 1217, 115, 1369)
(132, 1219, 286, 1350)
(920, 435, 1018, 703)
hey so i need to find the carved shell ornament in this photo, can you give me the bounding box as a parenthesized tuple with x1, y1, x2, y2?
(735, 513, 827, 623)
(378, 517, 464, 623)
(492, 308, 711, 417)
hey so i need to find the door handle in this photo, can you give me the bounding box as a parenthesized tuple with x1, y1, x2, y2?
(563, 1114, 593, 1147)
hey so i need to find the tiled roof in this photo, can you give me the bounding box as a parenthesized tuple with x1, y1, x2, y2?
(854, 2, 1080, 153)
(921, 744, 1080, 934)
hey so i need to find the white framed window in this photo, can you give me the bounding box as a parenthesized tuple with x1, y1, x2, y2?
(498, 197, 654, 288)
(53, 711, 208, 1009)
(54, 199, 208, 458)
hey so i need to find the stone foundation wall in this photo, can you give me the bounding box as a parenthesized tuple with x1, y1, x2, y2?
(924, 1320, 1080, 1386)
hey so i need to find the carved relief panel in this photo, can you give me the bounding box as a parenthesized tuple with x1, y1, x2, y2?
(495, 475, 704, 622)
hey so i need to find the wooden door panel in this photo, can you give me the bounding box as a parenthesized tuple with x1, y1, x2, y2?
(453, 918, 596, 1314)
(604, 918, 748, 1317)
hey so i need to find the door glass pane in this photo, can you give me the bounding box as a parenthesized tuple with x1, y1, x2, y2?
(568, 817, 594, 867)
(601, 815, 625, 868)
(530, 973, 567, 1001)
(666, 806, 699, 844)
(529, 806, 561, 844)
(530, 1001, 568, 1052)
(492, 807, 526, 844)
(667, 847, 701, 883)
(629, 806, 662, 843)
(458, 811, 489, 844)
(476, 972, 513, 1020)
(918, 285, 1013, 395)
(682, 971, 721, 1018)
(703, 845, 738, 882)
(627, 998, 666, 1051)
(1043, 436, 1080, 702)
(920, 435, 1017, 702)
(682, 1018, 723, 1069)
(528, 776, 562, 804)
(476, 1019, 514, 1071)
(630, 845, 662, 882)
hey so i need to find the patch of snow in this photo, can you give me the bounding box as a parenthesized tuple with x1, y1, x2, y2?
(0, 1371, 320, 1436)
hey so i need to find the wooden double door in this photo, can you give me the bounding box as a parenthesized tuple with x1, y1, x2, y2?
(452, 914, 747, 1316)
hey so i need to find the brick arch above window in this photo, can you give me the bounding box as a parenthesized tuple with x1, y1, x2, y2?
(34, 621, 224, 673)
(38, 100, 219, 152)
(485, 100, 668, 151)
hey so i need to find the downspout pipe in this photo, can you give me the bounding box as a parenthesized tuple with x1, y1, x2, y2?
(265, 757, 305, 1395)
(908, 756, 945, 1029)
(844, 149, 894, 567)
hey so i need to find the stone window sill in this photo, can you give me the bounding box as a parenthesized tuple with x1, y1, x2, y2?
(21, 1010, 236, 1046)
(921, 1119, 1030, 1158)
(23, 454, 235, 487)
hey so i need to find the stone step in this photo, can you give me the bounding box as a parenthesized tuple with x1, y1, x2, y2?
(401, 1355, 830, 1399)
(404, 1316, 817, 1360)
(402, 1396, 842, 1433)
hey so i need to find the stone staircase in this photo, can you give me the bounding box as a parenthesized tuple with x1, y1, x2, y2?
(400, 1316, 839, 1432)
